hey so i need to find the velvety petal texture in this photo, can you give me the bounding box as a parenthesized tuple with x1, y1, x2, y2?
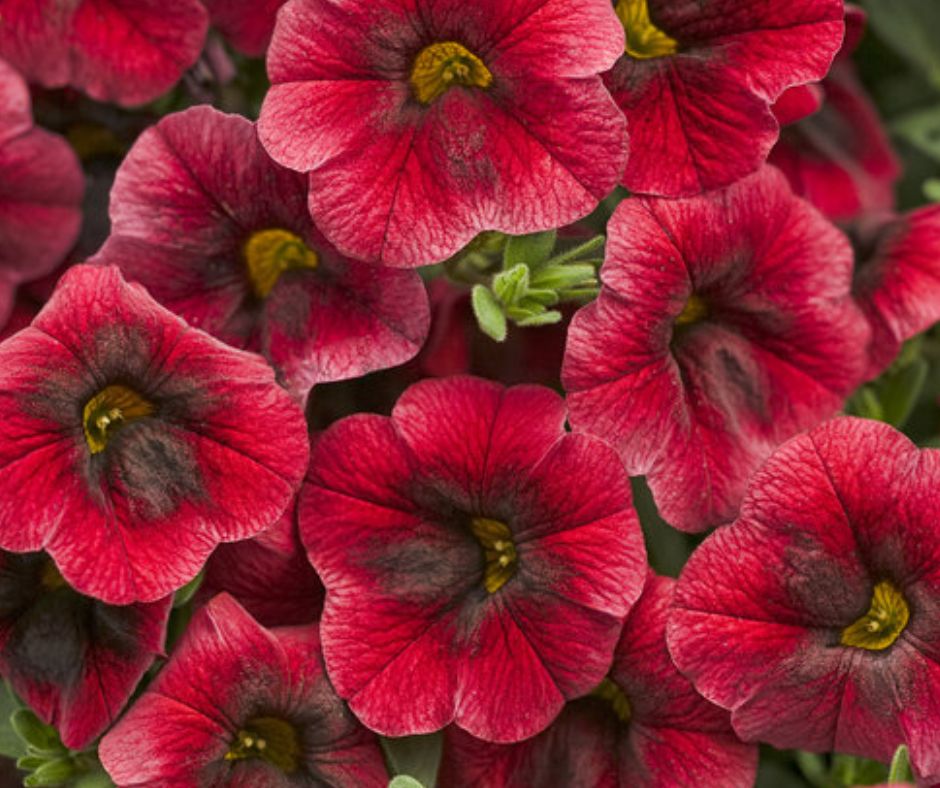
(0, 0, 209, 106)
(606, 0, 845, 196)
(99, 593, 387, 787)
(439, 574, 757, 787)
(668, 418, 940, 783)
(203, 0, 288, 56)
(563, 165, 870, 532)
(0, 550, 170, 749)
(0, 58, 83, 327)
(258, 0, 629, 266)
(300, 376, 647, 742)
(0, 264, 309, 605)
(93, 106, 429, 399)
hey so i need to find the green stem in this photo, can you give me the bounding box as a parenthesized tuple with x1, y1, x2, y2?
(541, 235, 605, 269)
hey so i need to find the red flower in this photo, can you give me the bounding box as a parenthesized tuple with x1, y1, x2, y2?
(769, 7, 901, 223)
(0, 0, 208, 106)
(0, 550, 170, 749)
(563, 166, 870, 532)
(93, 106, 430, 400)
(668, 418, 940, 783)
(299, 376, 646, 742)
(439, 574, 757, 787)
(257, 0, 628, 266)
(0, 58, 83, 327)
(605, 0, 844, 197)
(99, 593, 387, 787)
(198, 497, 325, 627)
(0, 265, 309, 605)
(852, 206, 940, 378)
(203, 0, 288, 56)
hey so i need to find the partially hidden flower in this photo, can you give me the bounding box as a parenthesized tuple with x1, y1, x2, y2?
(300, 375, 647, 742)
(202, 0, 288, 57)
(93, 106, 430, 400)
(0, 550, 170, 749)
(605, 0, 845, 197)
(258, 0, 628, 266)
(668, 417, 940, 783)
(563, 166, 870, 532)
(0, 57, 83, 327)
(99, 593, 387, 787)
(770, 6, 901, 224)
(0, 264, 309, 605)
(198, 497, 325, 628)
(0, 0, 208, 106)
(439, 573, 757, 787)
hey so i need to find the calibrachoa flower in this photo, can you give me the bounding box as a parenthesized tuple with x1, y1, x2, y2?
(668, 418, 940, 783)
(0, 550, 170, 749)
(93, 106, 430, 399)
(0, 0, 208, 106)
(563, 165, 870, 532)
(99, 593, 387, 787)
(438, 573, 757, 787)
(300, 376, 646, 742)
(202, 0, 288, 57)
(258, 0, 629, 267)
(769, 7, 901, 223)
(198, 498, 325, 627)
(0, 58, 83, 327)
(0, 264, 309, 605)
(605, 0, 845, 197)
(852, 206, 940, 378)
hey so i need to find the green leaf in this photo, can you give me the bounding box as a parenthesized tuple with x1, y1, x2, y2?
(11, 711, 62, 755)
(0, 682, 25, 759)
(72, 769, 116, 788)
(530, 263, 597, 291)
(16, 755, 47, 770)
(520, 288, 559, 307)
(516, 310, 563, 327)
(502, 231, 556, 270)
(23, 758, 74, 787)
(172, 571, 204, 608)
(381, 733, 442, 788)
(879, 358, 928, 427)
(888, 745, 914, 783)
(388, 777, 425, 788)
(925, 178, 940, 202)
(862, 0, 940, 87)
(847, 386, 885, 422)
(893, 105, 940, 163)
(492, 264, 530, 307)
(471, 285, 507, 342)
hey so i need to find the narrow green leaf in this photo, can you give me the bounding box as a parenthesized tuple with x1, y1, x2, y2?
(516, 310, 563, 327)
(520, 288, 560, 307)
(492, 264, 530, 307)
(172, 571, 204, 609)
(471, 285, 507, 342)
(0, 682, 26, 759)
(16, 755, 47, 770)
(502, 231, 557, 270)
(10, 711, 62, 755)
(879, 358, 928, 427)
(888, 745, 913, 783)
(530, 263, 597, 291)
(381, 733, 442, 787)
(862, 0, 940, 87)
(23, 757, 74, 787)
(542, 235, 605, 268)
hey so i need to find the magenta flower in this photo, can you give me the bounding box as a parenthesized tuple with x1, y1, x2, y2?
(99, 593, 388, 786)
(668, 418, 940, 783)
(300, 375, 646, 742)
(93, 106, 430, 399)
(563, 166, 870, 531)
(0, 265, 309, 604)
(257, 0, 628, 266)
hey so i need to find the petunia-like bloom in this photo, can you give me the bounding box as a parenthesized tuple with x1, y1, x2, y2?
(202, 0, 288, 56)
(0, 0, 208, 106)
(667, 417, 940, 783)
(198, 497, 325, 628)
(258, 0, 628, 267)
(604, 0, 844, 197)
(0, 264, 309, 605)
(0, 58, 83, 327)
(438, 573, 757, 787)
(563, 166, 870, 532)
(769, 7, 901, 224)
(0, 550, 170, 749)
(99, 593, 388, 787)
(93, 106, 430, 399)
(300, 375, 646, 742)
(852, 206, 940, 378)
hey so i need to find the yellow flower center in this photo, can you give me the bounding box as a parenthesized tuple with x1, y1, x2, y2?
(410, 41, 493, 105)
(470, 517, 517, 594)
(83, 384, 155, 455)
(675, 293, 708, 326)
(40, 560, 67, 592)
(615, 0, 679, 60)
(840, 580, 910, 651)
(244, 229, 319, 300)
(224, 717, 300, 774)
(592, 677, 632, 723)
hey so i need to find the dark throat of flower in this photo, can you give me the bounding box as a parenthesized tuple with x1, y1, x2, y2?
(224, 717, 301, 774)
(83, 384, 155, 455)
(243, 228, 319, 300)
(470, 517, 517, 594)
(675, 293, 709, 328)
(592, 677, 632, 724)
(840, 579, 910, 651)
(410, 41, 493, 105)
(615, 0, 679, 60)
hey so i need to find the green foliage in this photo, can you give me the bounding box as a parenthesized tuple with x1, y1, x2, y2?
(862, 0, 940, 89)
